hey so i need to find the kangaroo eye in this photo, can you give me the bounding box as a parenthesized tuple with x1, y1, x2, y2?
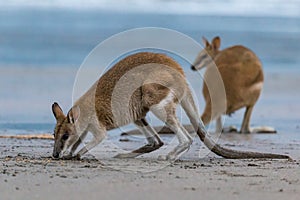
(62, 133, 69, 141)
(199, 54, 208, 61)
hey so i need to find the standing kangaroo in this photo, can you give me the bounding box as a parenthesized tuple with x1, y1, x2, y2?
(52, 52, 289, 160)
(191, 36, 275, 133)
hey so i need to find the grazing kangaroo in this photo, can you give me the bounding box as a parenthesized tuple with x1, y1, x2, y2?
(52, 52, 289, 160)
(191, 36, 275, 133)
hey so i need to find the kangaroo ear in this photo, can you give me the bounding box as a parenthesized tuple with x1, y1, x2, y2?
(67, 105, 80, 124)
(212, 36, 221, 50)
(52, 102, 65, 121)
(202, 36, 210, 47)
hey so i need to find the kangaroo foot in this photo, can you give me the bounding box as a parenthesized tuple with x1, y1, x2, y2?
(114, 152, 143, 159)
(114, 142, 163, 159)
(251, 126, 277, 134)
(61, 154, 81, 160)
(222, 126, 238, 133)
(158, 142, 191, 161)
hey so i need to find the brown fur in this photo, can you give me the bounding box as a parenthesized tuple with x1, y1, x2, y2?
(94, 52, 184, 129)
(193, 37, 264, 133)
(52, 52, 289, 160)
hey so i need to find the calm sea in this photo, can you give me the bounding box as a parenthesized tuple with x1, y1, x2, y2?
(0, 7, 299, 134)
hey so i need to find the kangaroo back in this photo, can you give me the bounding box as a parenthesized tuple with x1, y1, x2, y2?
(94, 52, 184, 128)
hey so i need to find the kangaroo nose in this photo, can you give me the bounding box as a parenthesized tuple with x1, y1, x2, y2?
(52, 152, 59, 159)
(191, 65, 196, 71)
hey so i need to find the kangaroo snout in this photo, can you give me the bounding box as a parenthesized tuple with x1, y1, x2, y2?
(52, 151, 59, 159)
(191, 65, 197, 71)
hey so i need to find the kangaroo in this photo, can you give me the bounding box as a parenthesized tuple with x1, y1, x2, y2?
(52, 52, 289, 160)
(191, 36, 275, 133)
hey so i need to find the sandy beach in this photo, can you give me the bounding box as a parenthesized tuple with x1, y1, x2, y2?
(1, 122, 300, 200)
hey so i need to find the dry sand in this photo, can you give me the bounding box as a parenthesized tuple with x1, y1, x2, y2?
(0, 132, 299, 200)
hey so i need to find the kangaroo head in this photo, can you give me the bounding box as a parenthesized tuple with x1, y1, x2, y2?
(51, 102, 80, 159)
(191, 36, 221, 71)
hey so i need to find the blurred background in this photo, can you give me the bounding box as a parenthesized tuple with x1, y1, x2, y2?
(0, 0, 299, 135)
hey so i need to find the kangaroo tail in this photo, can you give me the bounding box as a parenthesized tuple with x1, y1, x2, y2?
(181, 89, 290, 159)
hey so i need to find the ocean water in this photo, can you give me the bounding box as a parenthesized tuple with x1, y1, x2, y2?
(1, 0, 300, 17)
(0, 2, 300, 135)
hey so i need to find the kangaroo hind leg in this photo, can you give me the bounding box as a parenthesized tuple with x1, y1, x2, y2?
(114, 118, 164, 159)
(240, 105, 276, 133)
(151, 99, 193, 161)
